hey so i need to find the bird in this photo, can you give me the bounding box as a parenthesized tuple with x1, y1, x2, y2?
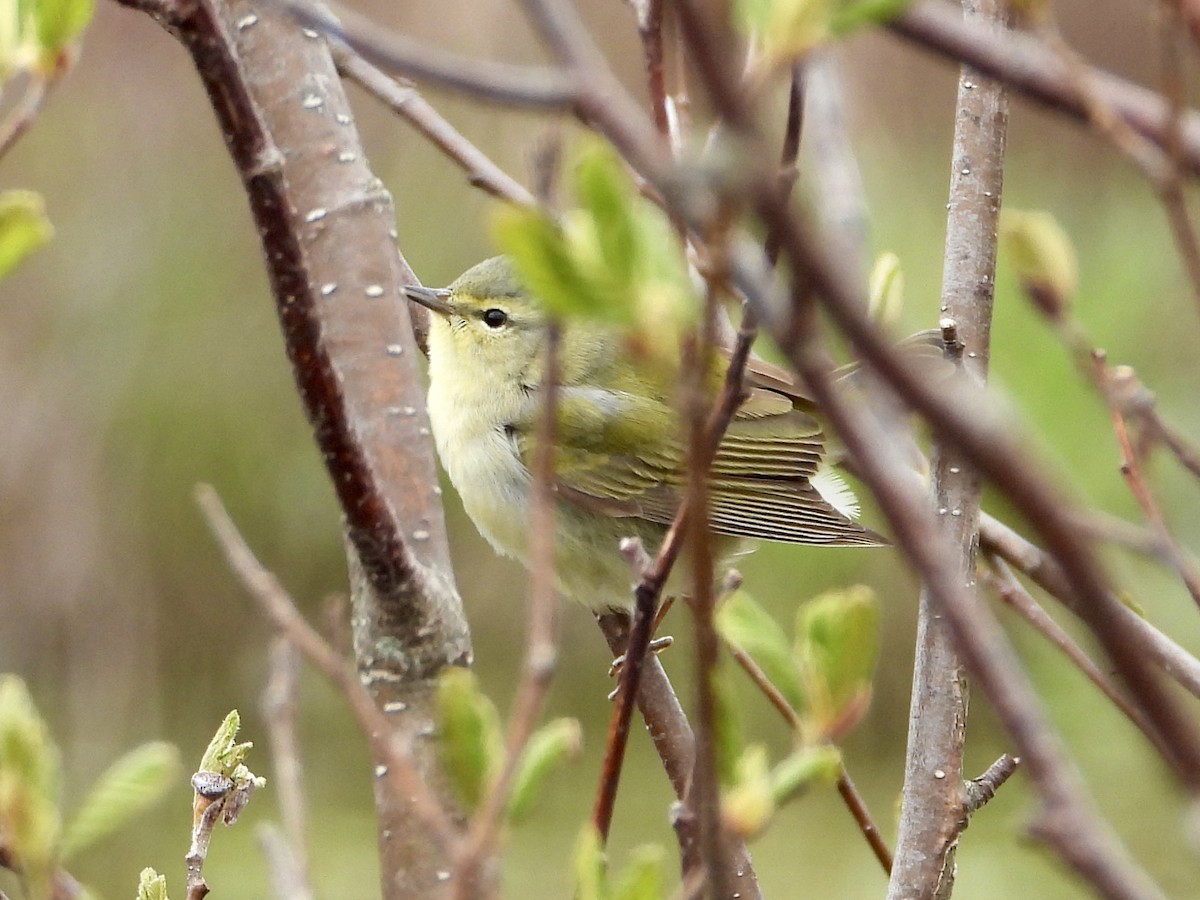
(404, 256, 884, 613)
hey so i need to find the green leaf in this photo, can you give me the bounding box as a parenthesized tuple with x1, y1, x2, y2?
(1000, 208, 1078, 321)
(573, 142, 638, 290)
(796, 585, 880, 740)
(493, 137, 697, 348)
(770, 745, 841, 805)
(717, 589, 805, 712)
(572, 824, 609, 900)
(867, 252, 904, 326)
(136, 867, 170, 900)
(722, 745, 774, 839)
(32, 0, 94, 59)
(0, 190, 53, 279)
(435, 667, 503, 812)
(61, 741, 182, 859)
(493, 205, 608, 319)
(612, 844, 666, 900)
(0, 674, 61, 897)
(506, 717, 582, 824)
(197, 710, 253, 776)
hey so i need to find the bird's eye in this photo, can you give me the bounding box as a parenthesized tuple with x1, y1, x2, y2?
(482, 308, 508, 329)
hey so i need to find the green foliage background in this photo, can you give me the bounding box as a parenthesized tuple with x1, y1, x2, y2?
(2, 1, 1199, 897)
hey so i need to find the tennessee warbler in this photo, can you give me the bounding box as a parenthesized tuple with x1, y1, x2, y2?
(405, 256, 882, 612)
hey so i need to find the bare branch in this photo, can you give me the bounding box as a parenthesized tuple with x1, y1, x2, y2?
(261, 639, 313, 898)
(332, 44, 536, 206)
(890, 1, 1200, 175)
(890, 1, 1007, 894)
(287, 0, 578, 109)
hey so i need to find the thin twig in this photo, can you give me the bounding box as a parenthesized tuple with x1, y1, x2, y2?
(331, 43, 536, 206)
(261, 638, 313, 898)
(258, 824, 314, 900)
(964, 754, 1020, 814)
(452, 329, 563, 899)
(978, 511, 1200, 701)
(1098, 353, 1200, 611)
(726, 644, 893, 874)
(0, 72, 49, 162)
(194, 485, 460, 852)
(287, 0, 579, 109)
(982, 556, 1160, 744)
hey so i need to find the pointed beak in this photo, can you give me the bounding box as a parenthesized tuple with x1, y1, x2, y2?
(403, 285, 454, 317)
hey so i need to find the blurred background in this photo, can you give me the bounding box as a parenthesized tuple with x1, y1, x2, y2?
(3, 1, 1200, 897)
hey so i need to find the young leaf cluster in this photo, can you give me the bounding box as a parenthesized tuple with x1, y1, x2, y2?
(493, 140, 699, 360)
(436, 668, 581, 826)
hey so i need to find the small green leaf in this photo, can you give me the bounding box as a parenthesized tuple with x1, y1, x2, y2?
(717, 589, 804, 712)
(0, 675, 61, 897)
(436, 668, 503, 812)
(572, 824, 608, 900)
(1000, 208, 1078, 321)
(0, 190, 53, 279)
(33, 0, 94, 60)
(506, 717, 582, 823)
(493, 205, 608, 319)
(61, 741, 182, 859)
(574, 142, 638, 290)
(770, 745, 841, 806)
(722, 745, 774, 839)
(197, 710, 253, 777)
(136, 867, 170, 900)
(612, 844, 666, 900)
(796, 585, 880, 740)
(867, 252, 904, 326)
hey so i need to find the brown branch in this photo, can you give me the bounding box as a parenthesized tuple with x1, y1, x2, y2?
(112, 2, 473, 892)
(889, 1, 1200, 175)
(890, 1, 1007, 895)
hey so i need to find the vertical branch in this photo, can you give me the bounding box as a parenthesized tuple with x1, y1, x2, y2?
(888, 1, 1008, 896)
(683, 284, 729, 900)
(113, 1, 473, 894)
